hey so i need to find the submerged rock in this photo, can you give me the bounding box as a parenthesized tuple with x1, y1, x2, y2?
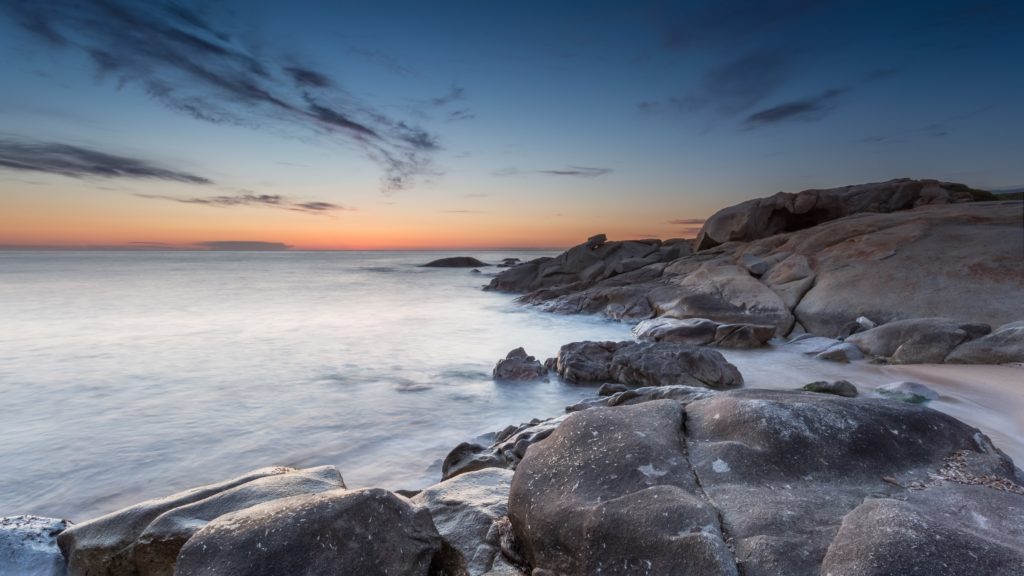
(554, 340, 743, 389)
(492, 347, 547, 380)
(175, 489, 441, 576)
(0, 515, 70, 576)
(802, 380, 859, 397)
(423, 256, 488, 267)
(876, 381, 940, 403)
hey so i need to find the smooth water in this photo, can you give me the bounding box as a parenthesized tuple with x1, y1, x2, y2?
(1, 251, 1021, 521)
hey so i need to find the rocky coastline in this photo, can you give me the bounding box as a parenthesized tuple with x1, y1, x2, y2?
(4, 179, 1023, 575)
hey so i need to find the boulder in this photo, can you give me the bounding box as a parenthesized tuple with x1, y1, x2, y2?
(0, 515, 70, 576)
(492, 348, 547, 380)
(174, 489, 441, 576)
(712, 322, 775, 348)
(694, 178, 995, 250)
(801, 380, 858, 397)
(57, 466, 344, 576)
(633, 317, 719, 345)
(508, 401, 737, 576)
(412, 469, 515, 576)
(821, 484, 1024, 575)
(845, 317, 988, 363)
(423, 256, 488, 267)
(566, 384, 717, 412)
(875, 381, 939, 403)
(507, 387, 1022, 575)
(946, 321, 1024, 364)
(814, 342, 864, 362)
(554, 340, 743, 389)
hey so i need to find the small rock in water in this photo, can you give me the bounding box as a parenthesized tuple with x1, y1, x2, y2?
(422, 256, 488, 267)
(814, 342, 864, 363)
(493, 347, 548, 381)
(876, 381, 939, 403)
(0, 515, 70, 576)
(802, 380, 859, 397)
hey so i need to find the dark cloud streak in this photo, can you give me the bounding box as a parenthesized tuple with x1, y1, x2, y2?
(0, 0, 439, 191)
(135, 192, 352, 214)
(0, 138, 211, 184)
(743, 88, 844, 129)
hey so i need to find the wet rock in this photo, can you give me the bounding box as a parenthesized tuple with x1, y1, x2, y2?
(555, 340, 743, 389)
(822, 484, 1024, 576)
(58, 467, 297, 576)
(0, 515, 70, 576)
(802, 380, 858, 397)
(845, 317, 987, 363)
(633, 317, 719, 345)
(175, 489, 441, 576)
(946, 321, 1024, 364)
(814, 342, 864, 363)
(442, 417, 567, 480)
(492, 347, 547, 380)
(596, 382, 628, 396)
(497, 258, 521, 268)
(712, 322, 775, 348)
(412, 469, 515, 576)
(423, 256, 488, 267)
(566, 384, 717, 412)
(875, 381, 939, 403)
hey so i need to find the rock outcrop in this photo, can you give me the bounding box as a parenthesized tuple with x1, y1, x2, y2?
(694, 178, 996, 250)
(554, 340, 743, 388)
(633, 316, 775, 348)
(0, 515, 69, 576)
(507, 387, 1024, 576)
(946, 321, 1024, 364)
(485, 185, 1022, 345)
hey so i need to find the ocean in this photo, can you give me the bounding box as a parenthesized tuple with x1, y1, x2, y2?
(1, 251, 1022, 521)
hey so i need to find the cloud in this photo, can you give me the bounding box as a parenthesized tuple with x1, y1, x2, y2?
(195, 241, 291, 251)
(0, 1, 439, 191)
(667, 218, 705, 225)
(743, 88, 845, 128)
(348, 47, 415, 75)
(494, 165, 613, 178)
(448, 109, 476, 122)
(135, 192, 352, 214)
(0, 138, 211, 183)
(537, 166, 613, 178)
(430, 85, 465, 106)
(443, 209, 484, 214)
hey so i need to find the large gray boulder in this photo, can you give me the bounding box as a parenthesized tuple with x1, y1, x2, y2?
(554, 340, 743, 389)
(174, 488, 441, 576)
(57, 466, 344, 576)
(633, 317, 774, 348)
(1, 515, 70, 576)
(412, 468, 516, 576)
(506, 388, 1023, 576)
(694, 178, 995, 250)
(946, 321, 1024, 364)
(821, 485, 1024, 575)
(508, 400, 737, 576)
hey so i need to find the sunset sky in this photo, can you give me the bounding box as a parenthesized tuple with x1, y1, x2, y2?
(1, 0, 1021, 249)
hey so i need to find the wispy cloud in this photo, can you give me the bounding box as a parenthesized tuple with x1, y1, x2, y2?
(443, 209, 485, 214)
(430, 84, 466, 107)
(195, 241, 290, 251)
(0, 138, 211, 184)
(743, 88, 845, 129)
(448, 109, 476, 122)
(496, 165, 613, 178)
(135, 192, 353, 214)
(0, 1, 439, 190)
(667, 218, 705, 225)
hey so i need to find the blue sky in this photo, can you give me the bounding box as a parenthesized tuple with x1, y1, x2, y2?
(0, 0, 1021, 248)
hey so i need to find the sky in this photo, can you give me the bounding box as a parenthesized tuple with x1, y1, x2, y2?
(0, 0, 1021, 250)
